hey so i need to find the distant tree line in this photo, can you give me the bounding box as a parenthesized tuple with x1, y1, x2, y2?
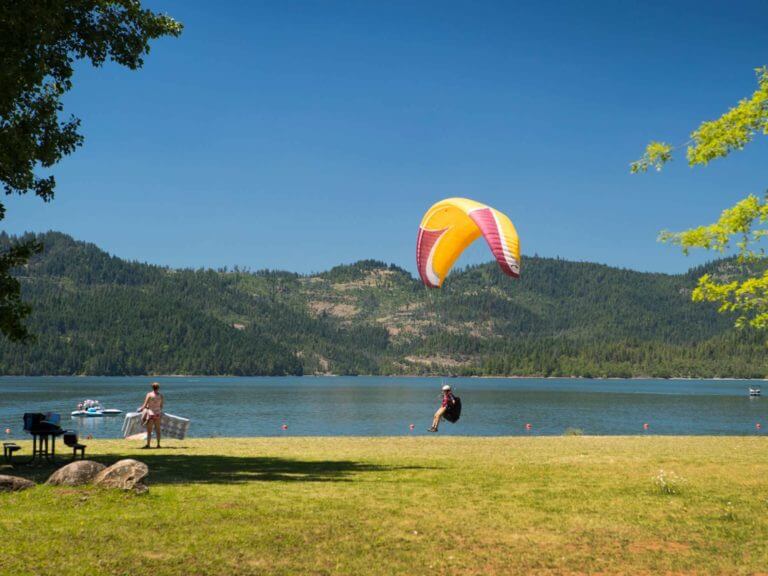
(0, 232, 764, 378)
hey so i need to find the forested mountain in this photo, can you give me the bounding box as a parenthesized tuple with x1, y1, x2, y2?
(0, 231, 765, 378)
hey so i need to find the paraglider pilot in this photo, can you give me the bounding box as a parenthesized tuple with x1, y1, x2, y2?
(428, 384, 456, 432)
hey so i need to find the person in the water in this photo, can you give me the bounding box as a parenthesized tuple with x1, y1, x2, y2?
(428, 384, 456, 432)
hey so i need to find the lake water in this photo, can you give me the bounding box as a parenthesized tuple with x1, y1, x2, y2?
(1, 376, 766, 439)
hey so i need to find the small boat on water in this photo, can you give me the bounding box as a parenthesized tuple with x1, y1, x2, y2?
(749, 386, 761, 397)
(71, 399, 122, 417)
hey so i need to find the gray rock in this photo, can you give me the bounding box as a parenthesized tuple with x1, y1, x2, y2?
(0, 474, 35, 492)
(93, 459, 149, 493)
(46, 460, 106, 486)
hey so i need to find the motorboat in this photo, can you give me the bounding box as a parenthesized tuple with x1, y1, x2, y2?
(71, 399, 122, 417)
(749, 386, 761, 397)
(71, 408, 102, 417)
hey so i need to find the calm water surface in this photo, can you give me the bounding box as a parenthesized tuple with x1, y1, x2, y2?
(1, 376, 766, 439)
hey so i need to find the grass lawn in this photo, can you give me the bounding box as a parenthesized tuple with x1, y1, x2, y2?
(2, 436, 767, 575)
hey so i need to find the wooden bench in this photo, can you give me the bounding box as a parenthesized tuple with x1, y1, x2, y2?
(63, 432, 86, 459)
(3, 442, 21, 463)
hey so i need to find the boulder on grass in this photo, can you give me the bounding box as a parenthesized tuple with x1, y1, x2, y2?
(47, 460, 106, 486)
(93, 459, 149, 493)
(0, 474, 35, 492)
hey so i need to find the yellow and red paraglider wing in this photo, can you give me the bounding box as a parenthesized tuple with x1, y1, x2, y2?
(468, 204, 520, 279)
(416, 198, 520, 288)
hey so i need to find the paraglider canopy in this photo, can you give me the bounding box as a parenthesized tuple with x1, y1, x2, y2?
(416, 197, 520, 288)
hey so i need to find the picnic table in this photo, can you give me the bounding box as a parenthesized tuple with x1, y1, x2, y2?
(23, 413, 65, 464)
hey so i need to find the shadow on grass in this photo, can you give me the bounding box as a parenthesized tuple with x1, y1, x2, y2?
(5, 454, 433, 485)
(116, 454, 432, 484)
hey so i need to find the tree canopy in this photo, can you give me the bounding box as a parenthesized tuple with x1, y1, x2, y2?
(633, 66, 768, 335)
(0, 1, 181, 340)
(631, 67, 768, 173)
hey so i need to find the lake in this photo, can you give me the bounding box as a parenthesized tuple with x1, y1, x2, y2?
(1, 376, 765, 439)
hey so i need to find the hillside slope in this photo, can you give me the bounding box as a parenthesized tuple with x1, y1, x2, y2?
(0, 232, 765, 377)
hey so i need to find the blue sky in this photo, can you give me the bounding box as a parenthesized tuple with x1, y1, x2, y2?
(5, 0, 768, 274)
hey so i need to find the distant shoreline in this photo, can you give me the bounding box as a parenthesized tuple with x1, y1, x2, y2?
(1, 374, 765, 381)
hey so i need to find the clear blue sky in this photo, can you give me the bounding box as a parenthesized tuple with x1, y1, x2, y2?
(6, 0, 768, 274)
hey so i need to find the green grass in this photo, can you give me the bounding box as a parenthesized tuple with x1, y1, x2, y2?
(2, 437, 768, 575)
